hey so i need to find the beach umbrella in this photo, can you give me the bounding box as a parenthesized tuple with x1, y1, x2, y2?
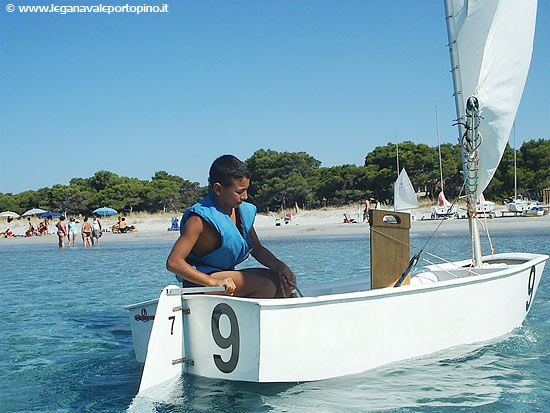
(39, 211, 63, 219)
(0, 211, 20, 218)
(22, 208, 47, 217)
(93, 207, 117, 216)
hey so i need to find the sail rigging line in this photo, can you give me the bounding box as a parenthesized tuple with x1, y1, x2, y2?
(370, 221, 484, 284)
(421, 257, 459, 278)
(421, 257, 461, 279)
(398, 251, 487, 287)
(421, 256, 483, 279)
(422, 250, 483, 276)
(419, 180, 466, 252)
(475, 215, 495, 257)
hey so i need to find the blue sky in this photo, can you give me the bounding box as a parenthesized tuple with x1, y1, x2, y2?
(1, 0, 548, 194)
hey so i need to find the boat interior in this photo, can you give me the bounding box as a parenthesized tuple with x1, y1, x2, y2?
(297, 257, 530, 297)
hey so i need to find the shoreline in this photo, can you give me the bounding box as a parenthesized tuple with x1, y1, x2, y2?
(1, 208, 548, 247)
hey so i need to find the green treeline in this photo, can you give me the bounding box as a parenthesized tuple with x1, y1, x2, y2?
(0, 171, 206, 216)
(1, 139, 548, 214)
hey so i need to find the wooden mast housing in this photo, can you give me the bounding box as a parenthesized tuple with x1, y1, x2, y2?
(369, 209, 411, 288)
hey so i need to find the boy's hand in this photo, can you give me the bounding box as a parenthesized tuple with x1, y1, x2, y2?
(214, 277, 237, 295)
(277, 263, 296, 290)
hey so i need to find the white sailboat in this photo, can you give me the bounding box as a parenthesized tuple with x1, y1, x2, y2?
(432, 190, 458, 218)
(393, 136, 418, 215)
(394, 168, 418, 214)
(127, 0, 548, 393)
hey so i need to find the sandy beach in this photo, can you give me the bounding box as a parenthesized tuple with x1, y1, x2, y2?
(1, 206, 549, 247)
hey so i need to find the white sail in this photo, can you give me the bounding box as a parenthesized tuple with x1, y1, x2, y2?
(445, 0, 537, 197)
(394, 168, 418, 212)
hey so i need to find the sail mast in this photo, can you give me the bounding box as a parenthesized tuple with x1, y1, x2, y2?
(513, 122, 517, 200)
(394, 134, 400, 212)
(395, 133, 400, 176)
(444, 0, 483, 265)
(435, 106, 444, 194)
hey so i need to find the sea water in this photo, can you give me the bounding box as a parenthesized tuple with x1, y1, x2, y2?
(1, 226, 549, 412)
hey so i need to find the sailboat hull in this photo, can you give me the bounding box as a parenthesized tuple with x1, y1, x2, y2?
(431, 204, 458, 218)
(476, 200, 495, 213)
(128, 252, 547, 390)
(507, 199, 529, 213)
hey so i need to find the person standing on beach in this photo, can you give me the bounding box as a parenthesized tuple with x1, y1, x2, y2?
(91, 215, 102, 246)
(362, 199, 371, 222)
(81, 217, 92, 248)
(55, 216, 67, 248)
(166, 154, 297, 298)
(67, 216, 78, 247)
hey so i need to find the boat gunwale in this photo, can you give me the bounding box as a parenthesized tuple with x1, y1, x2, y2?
(124, 298, 160, 310)
(256, 252, 548, 310)
(124, 253, 547, 311)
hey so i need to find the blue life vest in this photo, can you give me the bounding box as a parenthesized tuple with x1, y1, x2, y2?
(176, 193, 256, 286)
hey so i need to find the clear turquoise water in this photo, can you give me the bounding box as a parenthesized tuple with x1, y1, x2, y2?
(1, 226, 549, 412)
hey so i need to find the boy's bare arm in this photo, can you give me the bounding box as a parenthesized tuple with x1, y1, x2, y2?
(166, 216, 236, 294)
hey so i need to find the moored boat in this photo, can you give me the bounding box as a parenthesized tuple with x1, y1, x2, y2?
(393, 168, 418, 215)
(506, 198, 529, 213)
(475, 195, 495, 215)
(523, 206, 544, 217)
(431, 191, 458, 219)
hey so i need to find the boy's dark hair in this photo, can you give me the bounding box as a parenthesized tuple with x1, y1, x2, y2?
(209, 155, 250, 188)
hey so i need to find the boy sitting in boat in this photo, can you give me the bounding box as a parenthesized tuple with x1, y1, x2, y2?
(167, 155, 296, 298)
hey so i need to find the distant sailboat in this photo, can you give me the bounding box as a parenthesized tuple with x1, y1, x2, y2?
(393, 136, 418, 215)
(394, 168, 418, 213)
(432, 191, 458, 218)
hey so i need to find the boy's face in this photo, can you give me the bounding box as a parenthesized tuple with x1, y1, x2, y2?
(214, 177, 250, 210)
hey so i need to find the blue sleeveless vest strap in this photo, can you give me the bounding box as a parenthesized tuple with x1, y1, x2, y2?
(176, 193, 256, 286)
